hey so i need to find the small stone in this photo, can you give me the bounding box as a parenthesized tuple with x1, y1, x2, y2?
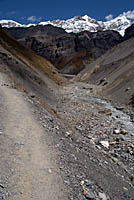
(80, 180, 84, 185)
(123, 187, 128, 191)
(98, 78, 106, 85)
(113, 129, 120, 134)
(31, 95, 35, 98)
(0, 184, 4, 189)
(48, 169, 52, 173)
(119, 134, 125, 140)
(100, 141, 109, 149)
(96, 145, 101, 150)
(83, 87, 86, 89)
(99, 192, 107, 200)
(128, 176, 134, 182)
(55, 126, 59, 130)
(116, 107, 124, 111)
(66, 132, 71, 136)
(85, 180, 92, 186)
(84, 189, 96, 200)
(98, 109, 112, 115)
(120, 129, 128, 135)
(125, 88, 130, 92)
(115, 137, 120, 142)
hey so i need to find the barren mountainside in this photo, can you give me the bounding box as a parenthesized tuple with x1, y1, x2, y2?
(75, 35, 134, 105)
(4, 25, 122, 75)
(0, 28, 66, 104)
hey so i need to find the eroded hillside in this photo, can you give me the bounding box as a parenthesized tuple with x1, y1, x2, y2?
(75, 36, 134, 105)
(0, 28, 66, 105)
(4, 25, 122, 75)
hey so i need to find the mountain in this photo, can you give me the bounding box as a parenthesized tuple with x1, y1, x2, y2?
(0, 27, 66, 104)
(0, 20, 23, 28)
(39, 14, 132, 36)
(75, 36, 134, 105)
(123, 23, 134, 40)
(4, 25, 122, 75)
(0, 12, 133, 36)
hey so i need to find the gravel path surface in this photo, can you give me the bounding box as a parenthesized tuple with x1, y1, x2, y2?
(0, 72, 67, 200)
(0, 72, 134, 200)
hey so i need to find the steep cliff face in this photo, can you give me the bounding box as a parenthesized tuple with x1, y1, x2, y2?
(4, 25, 122, 74)
(25, 33, 76, 65)
(123, 24, 134, 40)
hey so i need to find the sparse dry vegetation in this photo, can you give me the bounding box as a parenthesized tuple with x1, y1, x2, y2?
(0, 28, 66, 85)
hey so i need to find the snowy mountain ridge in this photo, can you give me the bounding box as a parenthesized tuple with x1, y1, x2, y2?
(0, 13, 133, 36)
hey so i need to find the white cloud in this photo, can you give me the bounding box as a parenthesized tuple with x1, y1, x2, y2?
(27, 16, 42, 22)
(122, 10, 134, 20)
(105, 14, 113, 21)
(21, 16, 25, 20)
(9, 11, 16, 15)
(6, 11, 16, 16)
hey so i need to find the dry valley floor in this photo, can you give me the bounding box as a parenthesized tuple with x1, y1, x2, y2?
(0, 72, 134, 200)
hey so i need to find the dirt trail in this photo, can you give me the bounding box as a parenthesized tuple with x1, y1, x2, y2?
(0, 72, 67, 200)
(1, 71, 134, 200)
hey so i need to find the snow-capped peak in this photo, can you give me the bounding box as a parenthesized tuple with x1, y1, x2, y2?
(0, 19, 23, 28)
(0, 11, 133, 36)
(82, 15, 90, 21)
(101, 15, 131, 36)
(39, 15, 100, 33)
(39, 13, 132, 36)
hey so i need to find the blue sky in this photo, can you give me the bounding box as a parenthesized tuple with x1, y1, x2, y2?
(0, 0, 134, 24)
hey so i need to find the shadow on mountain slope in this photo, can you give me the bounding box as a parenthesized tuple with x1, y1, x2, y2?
(75, 37, 134, 105)
(0, 28, 66, 105)
(4, 25, 122, 75)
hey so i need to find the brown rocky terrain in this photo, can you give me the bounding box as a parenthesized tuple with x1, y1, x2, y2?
(4, 25, 122, 75)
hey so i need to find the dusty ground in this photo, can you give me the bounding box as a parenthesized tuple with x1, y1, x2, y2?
(0, 72, 68, 200)
(0, 72, 134, 200)
(54, 82, 134, 200)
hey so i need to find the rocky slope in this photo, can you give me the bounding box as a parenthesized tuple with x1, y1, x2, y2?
(0, 27, 66, 104)
(55, 82, 134, 199)
(4, 25, 122, 75)
(75, 33, 134, 105)
(123, 23, 134, 41)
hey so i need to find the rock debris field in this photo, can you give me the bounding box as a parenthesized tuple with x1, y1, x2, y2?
(0, 72, 134, 200)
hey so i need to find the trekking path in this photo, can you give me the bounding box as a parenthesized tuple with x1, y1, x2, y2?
(0, 72, 67, 200)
